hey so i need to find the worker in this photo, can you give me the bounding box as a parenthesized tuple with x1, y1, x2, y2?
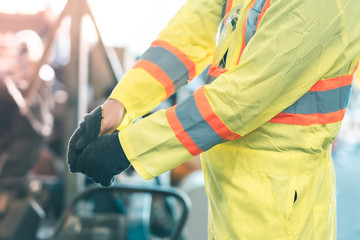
(67, 0, 360, 239)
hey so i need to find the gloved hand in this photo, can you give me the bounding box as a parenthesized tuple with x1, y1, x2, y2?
(67, 106, 103, 173)
(70, 133, 131, 187)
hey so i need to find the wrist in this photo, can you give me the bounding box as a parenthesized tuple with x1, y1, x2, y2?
(100, 98, 126, 135)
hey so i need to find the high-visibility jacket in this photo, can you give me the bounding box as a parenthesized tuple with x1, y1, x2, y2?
(355, 61, 360, 85)
(109, 0, 360, 239)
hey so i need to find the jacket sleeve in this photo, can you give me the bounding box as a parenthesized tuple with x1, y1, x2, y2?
(109, 0, 225, 129)
(118, 0, 360, 180)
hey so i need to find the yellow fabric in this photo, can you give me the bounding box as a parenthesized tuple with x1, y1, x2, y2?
(111, 0, 360, 239)
(355, 61, 360, 86)
(208, 0, 360, 136)
(109, 68, 167, 129)
(119, 110, 193, 179)
(202, 145, 336, 239)
(201, 124, 338, 239)
(156, 0, 225, 75)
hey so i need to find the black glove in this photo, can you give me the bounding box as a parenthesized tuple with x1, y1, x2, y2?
(71, 133, 131, 187)
(67, 106, 103, 173)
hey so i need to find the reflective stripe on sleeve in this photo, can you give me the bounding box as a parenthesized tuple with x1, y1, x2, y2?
(194, 87, 241, 140)
(166, 86, 241, 155)
(132, 60, 175, 98)
(139, 46, 187, 91)
(151, 40, 196, 80)
(166, 106, 203, 156)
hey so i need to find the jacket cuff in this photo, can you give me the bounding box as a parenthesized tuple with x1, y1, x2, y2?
(129, 159, 154, 180)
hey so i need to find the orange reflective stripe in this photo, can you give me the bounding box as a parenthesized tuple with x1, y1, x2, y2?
(166, 106, 203, 156)
(310, 63, 358, 91)
(238, 0, 270, 64)
(194, 87, 241, 140)
(224, 0, 233, 16)
(238, 12, 249, 60)
(269, 109, 347, 126)
(238, 0, 257, 63)
(269, 69, 358, 126)
(208, 64, 228, 77)
(256, 0, 270, 29)
(132, 60, 175, 98)
(151, 40, 196, 81)
(310, 75, 353, 92)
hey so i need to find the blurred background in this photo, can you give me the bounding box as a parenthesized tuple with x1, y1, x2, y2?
(0, 0, 359, 239)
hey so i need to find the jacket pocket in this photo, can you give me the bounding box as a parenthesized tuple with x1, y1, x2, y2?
(265, 174, 299, 221)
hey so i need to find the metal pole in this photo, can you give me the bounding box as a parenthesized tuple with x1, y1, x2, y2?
(62, 0, 88, 205)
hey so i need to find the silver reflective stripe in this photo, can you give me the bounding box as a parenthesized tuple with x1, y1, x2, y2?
(222, 1, 227, 18)
(140, 46, 189, 90)
(245, 0, 266, 45)
(175, 95, 226, 151)
(283, 85, 352, 114)
(206, 75, 217, 84)
(253, 0, 267, 11)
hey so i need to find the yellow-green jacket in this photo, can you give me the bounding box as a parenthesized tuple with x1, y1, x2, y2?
(109, 0, 360, 239)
